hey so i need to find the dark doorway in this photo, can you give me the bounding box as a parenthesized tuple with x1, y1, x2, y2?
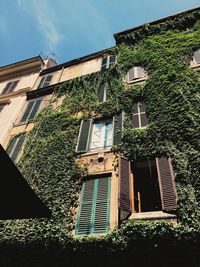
(132, 159, 161, 212)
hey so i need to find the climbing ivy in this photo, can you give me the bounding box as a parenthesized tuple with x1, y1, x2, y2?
(0, 9, 200, 266)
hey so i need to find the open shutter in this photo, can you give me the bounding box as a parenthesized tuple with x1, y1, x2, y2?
(93, 177, 110, 234)
(113, 112, 123, 145)
(193, 50, 200, 64)
(156, 156, 177, 212)
(118, 157, 132, 221)
(76, 119, 92, 153)
(98, 83, 106, 102)
(76, 179, 95, 235)
(140, 103, 148, 127)
(28, 99, 42, 120)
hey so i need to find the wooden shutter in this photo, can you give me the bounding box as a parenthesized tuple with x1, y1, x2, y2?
(109, 55, 116, 65)
(118, 157, 132, 221)
(193, 50, 200, 64)
(76, 179, 95, 235)
(132, 104, 139, 128)
(20, 101, 35, 122)
(1, 82, 12, 95)
(101, 57, 108, 70)
(127, 67, 135, 81)
(156, 157, 177, 212)
(76, 119, 92, 153)
(7, 134, 25, 162)
(113, 112, 123, 145)
(28, 99, 42, 120)
(76, 176, 110, 235)
(93, 177, 110, 234)
(140, 103, 148, 127)
(98, 83, 106, 102)
(9, 80, 19, 92)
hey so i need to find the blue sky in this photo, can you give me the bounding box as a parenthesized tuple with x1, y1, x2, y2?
(0, 0, 199, 67)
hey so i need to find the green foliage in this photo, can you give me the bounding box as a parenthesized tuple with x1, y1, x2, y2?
(0, 10, 200, 266)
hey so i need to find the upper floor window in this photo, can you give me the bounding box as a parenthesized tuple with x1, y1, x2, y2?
(1, 80, 19, 95)
(76, 113, 123, 153)
(132, 102, 148, 128)
(20, 98, 42, 123)
(37, 74, 53, 89)
(125, 67, 146, 83)
(75, 175, 111, 236)
(90, 120, 113, 151)
(101, 55, 116, 70)
(193, 50, 200, 65)
(98, 83, 106, 102)
(6, 134, 26, 162)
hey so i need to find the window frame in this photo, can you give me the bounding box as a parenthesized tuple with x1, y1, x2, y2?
(6, 133, 26, 162)
(19, 97, 43, 124)
(132, 102, 148, 128)
(76, 174, 111, 236)
(101, 55, 116, 70)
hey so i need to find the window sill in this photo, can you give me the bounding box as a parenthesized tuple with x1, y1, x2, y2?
(130, 211, 177, 220)
(78, 147, 112, 157)
(125, 77, 147, 84)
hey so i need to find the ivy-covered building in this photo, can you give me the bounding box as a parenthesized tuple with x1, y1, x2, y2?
(0, 6, 200, 267)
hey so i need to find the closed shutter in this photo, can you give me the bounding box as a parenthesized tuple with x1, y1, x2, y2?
(137, 67, 145, 78)
(93, 177, 110, 234)
(6, 134, 26, 162)
(118, 157, 132, 221)
(101, 57, 108, 70)
(76, 179, 95, 235)
(113, 112, 123, 145)
(156, 157, 177, 211)
(20, 101, 35, 123)
(28, 99, 42, 120)
(76, 119, 92, 153)
(98, 83, 106, 102)
(76, 176, 110, 235)
(109, 55, 116, 65)
(193, 50, 200, 64)
(127, 67, 135, 81)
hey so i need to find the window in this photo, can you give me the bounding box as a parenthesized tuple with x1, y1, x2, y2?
(98, 83, 106, 102)
(6, 134, 26, 162)
(76, 175, 111, 236)
(193, 50, 200, 65)
(90, 120, 113, 150)
(1, 80, 19, 95)
(76, 113, 123, 153)
(132, 157, 177, 213)
(125, 67, 146, 83)
(101, 55, 116, 70)
(0, 104, 6, 113)
(20, 98, 42, 123)
(132, 102, 148, 128)
(37, 74, 53, 89)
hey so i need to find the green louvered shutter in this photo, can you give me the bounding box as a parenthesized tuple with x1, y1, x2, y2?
(113, 112, 123, 145)
(156, 157, 177, 212)
(118, 157, 132, 221)
(76, 176, 110, 236)
(76, 119, 92, 153)
(20, 101, 35, 122)
(28, 99, 42, 120)
(76, 179, 95, 235)
(93, 177, 110, 234)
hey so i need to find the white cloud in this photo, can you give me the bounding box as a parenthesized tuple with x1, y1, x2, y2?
(17, 0, 64, 50)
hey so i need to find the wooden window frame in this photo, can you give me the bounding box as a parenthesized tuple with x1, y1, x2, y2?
(132, 102, 148, 128)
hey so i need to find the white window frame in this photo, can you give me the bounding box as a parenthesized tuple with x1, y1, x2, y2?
(89, 120, 113, 151)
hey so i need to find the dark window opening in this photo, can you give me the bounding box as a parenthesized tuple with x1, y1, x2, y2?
(132, 159, 161, 213)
